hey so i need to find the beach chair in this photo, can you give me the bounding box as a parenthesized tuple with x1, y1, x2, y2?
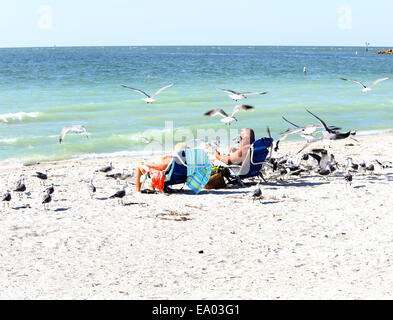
(165, 149, 211, 194)
(219, 137, 273, 186)
(142, 149, 212, 194)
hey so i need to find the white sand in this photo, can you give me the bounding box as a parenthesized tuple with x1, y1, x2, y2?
(1, 133, 393, 300)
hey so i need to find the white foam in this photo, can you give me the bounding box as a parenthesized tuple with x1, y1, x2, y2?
(0, 112, 39, 123)
(0, 158, 24, 170)
(0, 138, 18, 143)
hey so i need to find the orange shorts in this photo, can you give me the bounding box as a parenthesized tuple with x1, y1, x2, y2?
(140, 165, 165, 192)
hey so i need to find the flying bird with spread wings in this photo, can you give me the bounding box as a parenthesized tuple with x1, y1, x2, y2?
(59, 125, 89, 144)
(204, 105, 254, 125)
(217, 88, 268, 101)
(121, 83, 174, 103)
(340, 77, 389, 92)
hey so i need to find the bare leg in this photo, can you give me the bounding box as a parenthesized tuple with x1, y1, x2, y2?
(135, 166, 143, 192)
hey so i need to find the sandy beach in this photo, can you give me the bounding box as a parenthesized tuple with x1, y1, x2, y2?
(1, 133, 393, 300)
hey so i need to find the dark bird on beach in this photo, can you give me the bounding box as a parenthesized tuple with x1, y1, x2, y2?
(346, 158, 359, 171)
(34, 171, 48, 180)
(42, 190, 52, 210)
(46, 184, 54, 195)
(88, 179, 96, 197)
(2, 191, 11, 207)
(318, 167, 331, 176)
(106, 169, 134, 183)
(99, 162, 113, 173)
(109, 185, 127, 205)
(252, 183, 262, 197)
(250, 183, 263, 202)
(344, 170, 353, 186)
(33, 170, 48, 185)
(14, 174, 26, 192)
(366, 164, 375, 174)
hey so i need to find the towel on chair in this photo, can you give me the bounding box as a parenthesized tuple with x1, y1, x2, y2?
(184, 149, 212, 194)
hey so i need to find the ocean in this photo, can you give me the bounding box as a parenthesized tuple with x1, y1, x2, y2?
(0, 46, 392, 167)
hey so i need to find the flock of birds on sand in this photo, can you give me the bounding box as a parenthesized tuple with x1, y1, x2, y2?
(1, 75, 391, 209)
(2, 162, 136, 210)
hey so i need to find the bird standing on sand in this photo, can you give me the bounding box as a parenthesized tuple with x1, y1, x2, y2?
(366, 163, 375, 175)
(99, 162, 113, 173)
(46, 184, 54, 195)
(109, 185, 128, 205)
(217, 88, 268, 101)
(340, 77, 389, 92)
(33, 170, 48, 185)
(14, 175, 26, 198)
(2, 191, 11, 207)
(344, 169, 353, 187)
(42, 189, 52, 210)
(107, 169, 134, 184)
(346, 158, 359, 171)
(88, 179, 96, 198)
(250, 183, 263, 202)
(121, 83, 174, 104)
(59, 125, 88, 144)
(204, 105, 254, 125)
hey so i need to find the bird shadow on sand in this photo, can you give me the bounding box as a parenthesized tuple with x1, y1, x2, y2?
(262, 181, 329, 188)
(354, 185, 366, 189)
(54, 207, 71, 212)
(11, 205, 32, 210)
(262, 201, 281, 205)
(123, 202, 148, 207)
(96, 197, 109, 200)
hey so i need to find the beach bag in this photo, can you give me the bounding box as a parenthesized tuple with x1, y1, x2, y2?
(204, 171, 226, 190)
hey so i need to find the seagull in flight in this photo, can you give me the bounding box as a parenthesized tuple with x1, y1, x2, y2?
(59, 125, 88, 144)
(296, 109, 355, 153)
(121, 83, 174, 103)
(204, 105, 254, 125)
(279, 116, 341, 142)
(139, 136, 162, 145)
(217, 88, 267, 101)
(340, 77, 389, 92)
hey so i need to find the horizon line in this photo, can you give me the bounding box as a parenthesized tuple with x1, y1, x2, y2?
(0, 44, 392, 50)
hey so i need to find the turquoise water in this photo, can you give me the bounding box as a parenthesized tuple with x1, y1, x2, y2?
(0, 46, 392, 166)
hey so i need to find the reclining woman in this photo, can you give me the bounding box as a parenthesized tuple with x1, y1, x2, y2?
(215, 128, 255, 165)
(135, 142, 187, 193)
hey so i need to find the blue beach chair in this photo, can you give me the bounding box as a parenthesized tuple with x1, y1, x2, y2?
(222, 137, 273, 186)
(164, 149, 211, 194)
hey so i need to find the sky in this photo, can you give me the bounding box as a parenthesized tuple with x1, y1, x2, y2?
(0, 0, 392, 47)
